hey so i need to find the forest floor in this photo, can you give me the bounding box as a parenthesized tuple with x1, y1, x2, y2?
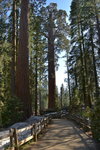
(22, 119, 98, 150)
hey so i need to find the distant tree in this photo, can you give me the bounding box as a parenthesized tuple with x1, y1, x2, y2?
(29, 0, 46, 115)
(60, 84, 64, 109)
(40, 3, 69, 110)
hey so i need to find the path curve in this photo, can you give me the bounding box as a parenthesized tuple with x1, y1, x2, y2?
(23, 119, 97, 150)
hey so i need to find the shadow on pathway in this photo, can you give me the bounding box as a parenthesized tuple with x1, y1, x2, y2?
(23, 119, 97, 150)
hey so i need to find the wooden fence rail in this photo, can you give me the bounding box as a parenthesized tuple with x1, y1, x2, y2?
(0, 116, 51, 150)
(67, 114, 91, 131)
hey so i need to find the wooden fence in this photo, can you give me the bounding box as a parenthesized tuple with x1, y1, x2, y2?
(0, 116, 51, 150)
(67, 114, 91, 131)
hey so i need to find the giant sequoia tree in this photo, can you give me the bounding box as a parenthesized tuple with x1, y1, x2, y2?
(11, 0, 17, 96)
(41, 3, 68, 110)
(16, 0, 32, 119)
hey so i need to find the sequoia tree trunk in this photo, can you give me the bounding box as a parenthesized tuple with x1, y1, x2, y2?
(16, 0, 32, 119)
(11, 0, 17, 96)
(35, 54, 38, 116)
(48, 13, 56, 110)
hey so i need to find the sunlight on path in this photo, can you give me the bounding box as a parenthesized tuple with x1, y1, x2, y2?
(23, 119, 96, 150)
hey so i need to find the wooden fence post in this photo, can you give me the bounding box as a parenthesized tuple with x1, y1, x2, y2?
(34, 124, 37, 142)
(41, 120, 43, 131)
(49, 117, 52, 123)
(41, 119, 44, 133)
(9, 129, 14, 150)
(46, 117, 48, 126)
(43, 118, 45, 129)
(31, 124, 35, 140)
(13, 128, 19, 150)
(44, 118, 46, 128)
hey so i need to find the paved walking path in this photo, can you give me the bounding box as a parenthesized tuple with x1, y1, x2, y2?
(23, 119, 97, 150)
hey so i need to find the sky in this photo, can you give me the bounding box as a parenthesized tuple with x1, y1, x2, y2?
(46, 0, 72, 91)
(46, 0, 72, 16)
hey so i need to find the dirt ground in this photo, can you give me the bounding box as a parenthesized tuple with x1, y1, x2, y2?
(23, 119, 97, 150)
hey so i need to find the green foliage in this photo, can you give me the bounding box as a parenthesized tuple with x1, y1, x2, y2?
(55, 86, 60, 110)
(59, 84, 69, 110)
(69, 0, 99, 107)
(1, 96, 24, 127)
(91, 102, 100, 141)
(69, 1, 100, 141)
(0, 99, 4, 127)
(69, 88, 81, 112)
(82, 106, 91, 118)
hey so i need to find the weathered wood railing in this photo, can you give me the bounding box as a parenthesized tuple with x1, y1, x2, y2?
(67, 114, 91, 131)
(0, 116, 51, 150)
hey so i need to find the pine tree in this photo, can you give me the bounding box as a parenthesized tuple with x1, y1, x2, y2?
(29, 0, 47, 115)
(69, 0, 100, 109)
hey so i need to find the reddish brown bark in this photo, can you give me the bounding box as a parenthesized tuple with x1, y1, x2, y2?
(11, 0, 16, 95)
(16, 0, 32, 119)
(35, 55, 38, 116)
(48, 13, 56, 110)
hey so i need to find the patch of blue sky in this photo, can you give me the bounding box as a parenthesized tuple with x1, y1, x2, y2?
(46, 0, 72, 16)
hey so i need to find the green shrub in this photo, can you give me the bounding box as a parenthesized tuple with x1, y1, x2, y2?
(82, 106, 91, 119)
(91, 102, 100, 141)
(1, 96, 24, 127)
(0, 100, 4, 127)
